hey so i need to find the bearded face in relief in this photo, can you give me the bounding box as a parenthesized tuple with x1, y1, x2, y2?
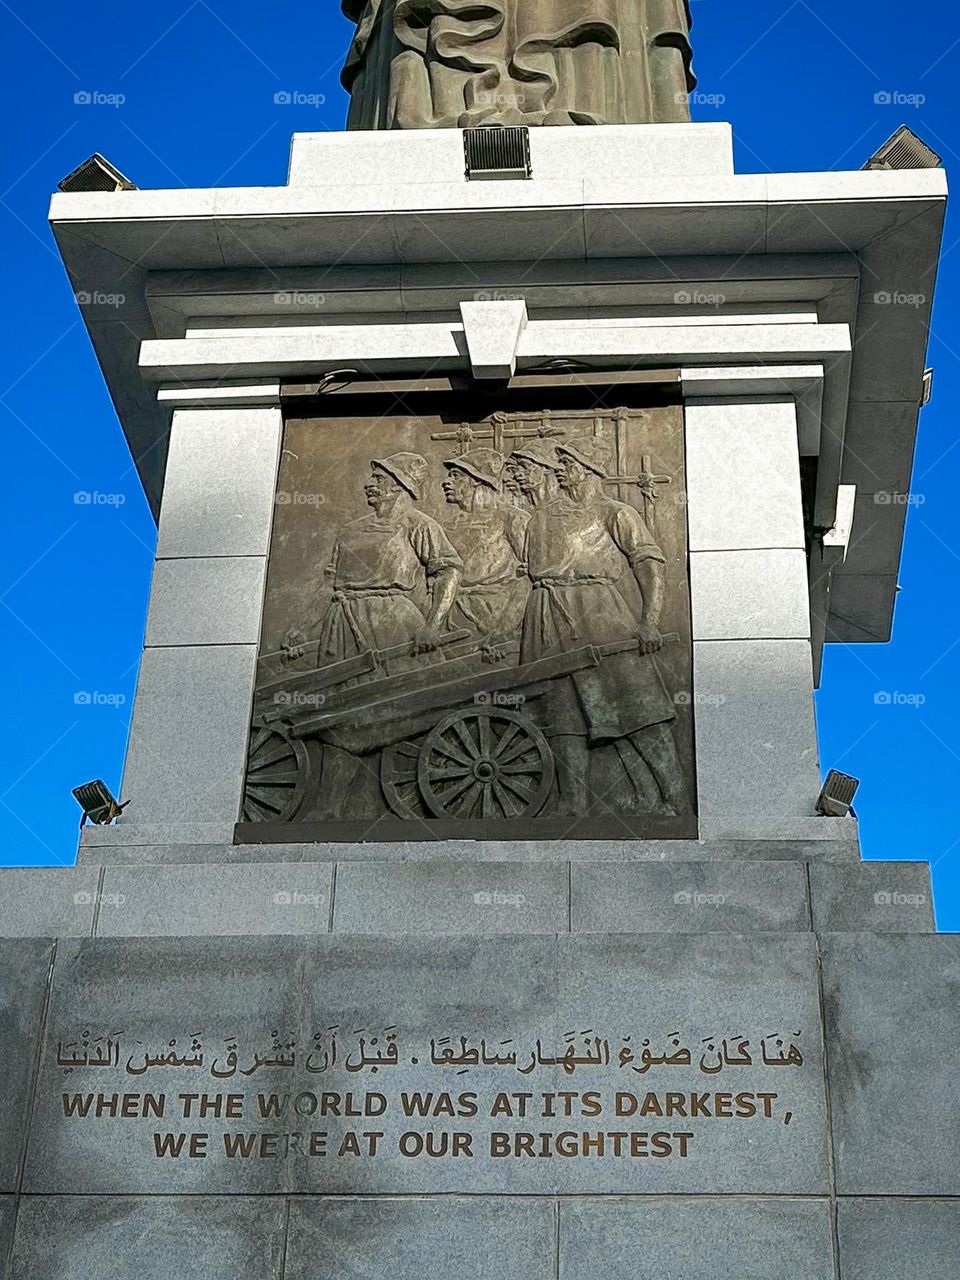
(340, 0, 695, 130)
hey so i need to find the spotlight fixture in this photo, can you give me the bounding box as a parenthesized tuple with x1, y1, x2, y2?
(58, 154, 137, 194)
(921, 368, 934, 408)
(864, 126, 942, 172)
(72, 779, 129, 828)
(815, 770, 860, 818)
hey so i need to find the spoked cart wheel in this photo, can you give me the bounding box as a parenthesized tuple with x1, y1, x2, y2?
(417, 708, 554, 821)
(242, 724, 313, 823)
(381, 738, 430, 819)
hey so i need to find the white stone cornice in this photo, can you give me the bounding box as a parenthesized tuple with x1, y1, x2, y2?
(139, 319, 850, 383)
(48, 123, 945, 647)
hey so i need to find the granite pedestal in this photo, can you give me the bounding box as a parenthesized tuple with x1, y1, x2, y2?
(1, 117, 949, 1277)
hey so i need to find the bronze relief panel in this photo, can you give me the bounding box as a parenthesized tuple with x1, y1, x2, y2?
(240, 392, 696, 841)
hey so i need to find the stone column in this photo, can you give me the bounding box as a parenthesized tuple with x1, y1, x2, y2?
(684, 397, 821, 830)
(118, 406, 282, 834)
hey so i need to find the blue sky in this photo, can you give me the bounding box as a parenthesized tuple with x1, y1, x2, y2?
(0, 1, 957, 927)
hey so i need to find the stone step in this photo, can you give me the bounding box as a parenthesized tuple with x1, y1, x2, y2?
(0, 858, 934, 939)
(76, 817, 861, 866)
(3, 1192, 958, 1280)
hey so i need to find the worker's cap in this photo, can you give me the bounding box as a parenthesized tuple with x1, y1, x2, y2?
(371, 452, 430, 499)
(510, 439, 562, 470)
(443, 447, 504, 489)
(555, 437, 612, 478)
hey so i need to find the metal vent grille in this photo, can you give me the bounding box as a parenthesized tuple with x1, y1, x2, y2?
(864, 126, 941, 171)
(464, 126, 532, 181)
(58, 153, 137, 194)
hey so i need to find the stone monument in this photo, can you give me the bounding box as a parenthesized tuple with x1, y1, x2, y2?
(0, 7, 955, 1277)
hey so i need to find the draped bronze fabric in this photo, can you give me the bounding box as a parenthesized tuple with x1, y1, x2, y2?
(340, 0, 695, 129)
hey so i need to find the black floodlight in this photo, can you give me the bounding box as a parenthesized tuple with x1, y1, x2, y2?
(464, 126, 532, 181)
(922, 368, 934, 407)
(58, 153, 137, 194)
(72, 779, 129, 828)
(816, 770, 860, 818)
(864, 126, 942, 172)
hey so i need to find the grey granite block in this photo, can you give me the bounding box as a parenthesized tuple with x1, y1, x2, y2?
(810, 861, 934, 932)
(694, 640, 821, 819)
(690, 549, 811, 640)
(699, 816, 857, 843)
(77, 842, 305, 866)
(584, 197, 767, 260)
(289, 122, 733, 187)
(822, 933, 960, 1194)
(120, 644, 257, 825)
(97, 863, 332, 936)
(284, 1197, 557, 1280)
(15, 931, 835, 1198)
(80, 822, 237, 847)
(825, 574, 898, 645)
(23, 936, 305, 1195)
(840, 400, 919, 493)
(332, 862, 567, 934)
(144, 555, 267, 647)
(0, 1196, 15, 1267)
(837, 1198, 960, 1280)
(685, 401, 805, 552)
(155, 408, 281, 559)
(0, 939, 55, 1191)
(77, 838, 861, 866)
(0, 869, 99, 937)
(560, 1197, 835, 1279)
(297, 933, 560, 1194)
(843, 492, 907, 575)
(8, 1196, 286, 1279)
(556, 933, 830, 1193)
(571, 861, 809, 933)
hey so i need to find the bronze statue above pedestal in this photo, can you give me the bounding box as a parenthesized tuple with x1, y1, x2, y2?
(341, 0, 695, 130)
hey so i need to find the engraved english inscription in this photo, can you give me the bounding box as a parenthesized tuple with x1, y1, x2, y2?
(243, 399, 695, 839)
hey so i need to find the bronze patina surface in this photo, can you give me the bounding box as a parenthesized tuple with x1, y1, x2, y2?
(240, 385, 695, 841)
(340, 0, 695, 130)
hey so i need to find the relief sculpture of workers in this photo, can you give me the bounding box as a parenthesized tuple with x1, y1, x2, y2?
(284, 452, 463, 676)
(440, 447, 528, 652)
(520, 437, 686, 816)
(507, 439, 562, 509)
(285, 451, 463, 817)
(340, 0, 695, 130)
(319, 452, 463, 668)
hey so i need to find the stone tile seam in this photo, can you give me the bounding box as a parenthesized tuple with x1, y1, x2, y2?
(4, 1191, 890, 1201)
(143, 641, 263, 649)
(693, 632, 812, 641)
(13, 940, 58, 1214)
(814, 929, 842, 1279)
(152, 553, 267, 561)
(693, 635, 815, 643)
(210, 218, 229, 269)
(863, 196, 947, 258)
(91, 864, 106, 938)
(277, 1197, 291, 1280)
(688, 545, 808, 553)
(554, 1192, 561, 1280)
(327, 862, 337, 933)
